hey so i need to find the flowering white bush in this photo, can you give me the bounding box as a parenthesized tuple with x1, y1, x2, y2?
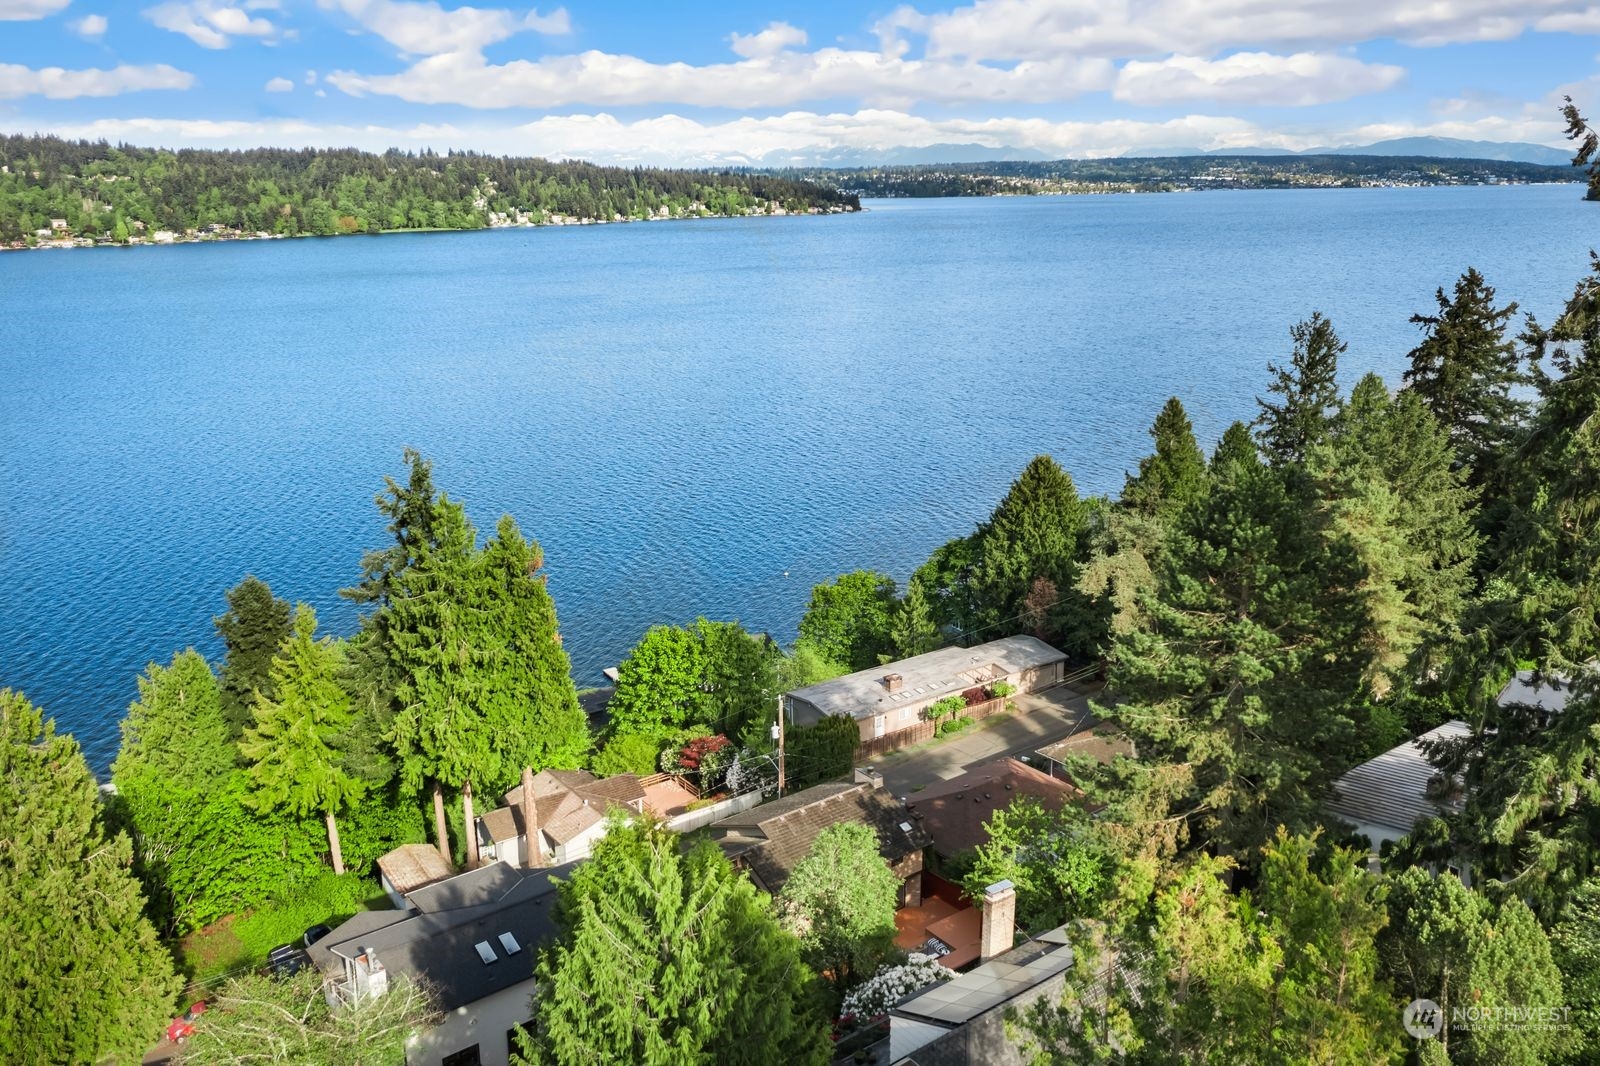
(724, 748, 779, 797)
(840, 954, 952, 1020)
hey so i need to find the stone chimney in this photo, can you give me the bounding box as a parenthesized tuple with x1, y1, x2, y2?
(854, 765, 884, 789)
(980, 880, 1017, 962)
(884, 672, 903, 693)
(520, 766, 542, 869)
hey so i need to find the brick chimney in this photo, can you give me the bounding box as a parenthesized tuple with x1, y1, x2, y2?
(884, 672, 903, 693)
(980, 880, 1016, 961)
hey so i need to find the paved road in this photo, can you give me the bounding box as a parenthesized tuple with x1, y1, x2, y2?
(868, 681, 1105, 799)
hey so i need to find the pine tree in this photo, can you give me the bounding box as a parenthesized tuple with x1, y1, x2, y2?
(240, 605, 366, 875)
(1312, 375, 1480, 696)
(779, 822, 903, 994)
(1403, 268, 1525, 475)
(478, 516, 590, 775)
(1255, 312, 1346, 466)
(343, 448, 446, 606)
(970, 455, 1084, 635)
(520, 819, 830, 1066)
(1562, 95, 1600, 201)
(0, 689, 183, 1064)
(1106, 433, 1370, 861)
(214, 574, 292, 737)
(1124, 397, 1208, 517)
(890, 578, 941, 658)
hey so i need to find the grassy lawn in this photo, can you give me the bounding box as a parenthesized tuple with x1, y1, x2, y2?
(177, 872, 392, 986)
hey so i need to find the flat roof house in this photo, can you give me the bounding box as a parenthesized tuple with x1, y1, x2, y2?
(309, 860, 577, 1066)
(1324, 720, 1471, 863)
(784, 636, 1068, 751)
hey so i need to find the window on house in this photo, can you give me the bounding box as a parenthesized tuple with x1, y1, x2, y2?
(442, 1046, 481, 1066)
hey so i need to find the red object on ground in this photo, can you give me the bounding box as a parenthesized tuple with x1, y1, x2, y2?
(166, 1002, 206, 1044)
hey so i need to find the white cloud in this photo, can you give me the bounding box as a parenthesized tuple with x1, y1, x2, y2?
(70, 14, 110, 37)
(304, 68, 317, 84)
(144, 0, 283, 48)
(730, 21, 808, 59)
(317, 0, 569, 57)
(1114, 52, 1406, 107)
(0, 0, 70, 18)
(0, 63, 195, 100)
(879, 0, 1599, 63)
(327, 48, 1117, 109)
(265, 76, 294, 91)
(1535, 8, 1600, 33)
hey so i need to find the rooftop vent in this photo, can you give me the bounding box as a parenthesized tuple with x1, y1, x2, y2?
(884, 673, 903, 693)
(898, 822, 913, 833)
(474, 941, 498, 965)
(498, 932, 522, 956)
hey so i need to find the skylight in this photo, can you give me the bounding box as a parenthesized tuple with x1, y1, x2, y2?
(498, 932, 522, 955)
(474, 940, 498, 965)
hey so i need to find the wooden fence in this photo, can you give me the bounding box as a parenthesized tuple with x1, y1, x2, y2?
(854, 695, 1013, 761)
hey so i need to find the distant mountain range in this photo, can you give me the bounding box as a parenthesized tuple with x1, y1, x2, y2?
(1120, 137, 1574, 167)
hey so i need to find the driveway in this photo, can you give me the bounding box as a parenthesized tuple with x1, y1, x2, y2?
(869, 681, 1105, 798)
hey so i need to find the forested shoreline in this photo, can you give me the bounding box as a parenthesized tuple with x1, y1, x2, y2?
(0, 135, 859, 247)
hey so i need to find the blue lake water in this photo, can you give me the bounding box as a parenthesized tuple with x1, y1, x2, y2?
(2, 185, 1595, 771)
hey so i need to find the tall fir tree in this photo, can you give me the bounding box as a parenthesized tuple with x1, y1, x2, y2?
(214, 574, 292, 738)
(969, 455, 1085, 636)
(1562, 95, 1600, 201)
(1311, 374, 1480, 697)
(519, 819, 830, 1066)
(1104, 431, 1370, 861)
(1255, 312, 1346, 466)
(343, 448, 446, 607)
(1402, 267, 1525, 476)
(1123, 397, 1208, 518)
(240, 604, 366, 875)
(890, 577, 942, 658)
(1, 689, 183, 1064)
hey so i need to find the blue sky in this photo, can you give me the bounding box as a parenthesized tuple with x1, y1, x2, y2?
(3, 0, 1600, 164)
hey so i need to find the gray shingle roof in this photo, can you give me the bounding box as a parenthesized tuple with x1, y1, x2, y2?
(1324, 721, 1471, 836)
(785, 635, 1066, 721)
(309, 861, 577, 1012)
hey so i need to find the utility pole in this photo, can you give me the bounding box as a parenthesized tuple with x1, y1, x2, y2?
(773, 695, 787, 797)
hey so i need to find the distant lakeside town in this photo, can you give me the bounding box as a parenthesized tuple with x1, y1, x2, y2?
(0, 132, 1579, 252)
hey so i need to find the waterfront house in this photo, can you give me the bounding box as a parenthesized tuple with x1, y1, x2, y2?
(476, 769, 650, 868)
(783, 636, 1068, 752)
(1324, 720, 1472, 869)
(309, 860, 573, 1066)
(706, 770, 931, 905)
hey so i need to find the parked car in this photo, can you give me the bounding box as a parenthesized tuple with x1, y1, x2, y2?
(266, 944, 311, 979)
(303, 923, 332, 948)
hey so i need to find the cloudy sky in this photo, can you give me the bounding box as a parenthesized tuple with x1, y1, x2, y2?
(3, 0, 1599, 164)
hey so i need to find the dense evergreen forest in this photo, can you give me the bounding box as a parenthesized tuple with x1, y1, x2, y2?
(0, 135, 859, 245)
(781, 154, 1577, 197)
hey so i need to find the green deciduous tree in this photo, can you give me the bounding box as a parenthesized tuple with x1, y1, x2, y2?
(179, 970, 437, 1066)
(608, 624, 709, 735)
(240, 604, 366, 875)
(0, 689, 183, 1064)
(1123, 397, 1208, 518)
(798, 570, 898, 670)
(1403, 268, 1526, 475)
(913, 533, 983, 640)
(961, 797, 1113, 933)
(780, 822, 903, 993)
(214, 574, 292, 738)
(1255, 312, 1346, 466)
(694, 619, 779, 745)
(518, 819, 830, 1066)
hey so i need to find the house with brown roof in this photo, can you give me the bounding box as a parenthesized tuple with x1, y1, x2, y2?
(476, 769, 648, 867)
(905, 757, 1083, 859)
(707, 770, 932, 905)
(376, 843, 455, 909)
